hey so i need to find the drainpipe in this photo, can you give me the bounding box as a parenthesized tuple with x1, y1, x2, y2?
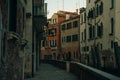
(32, 0, 34, 77)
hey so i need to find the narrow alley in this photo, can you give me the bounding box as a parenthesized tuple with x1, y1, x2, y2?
(25, 64, 79, 80)
(1, 0, 120, 80)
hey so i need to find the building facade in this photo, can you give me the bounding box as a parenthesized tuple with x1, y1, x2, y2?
(0, 0, 47, 79)
(24, 0, 33, 78)
(41, 10, 78, 60)
(7, 0, 27, 80)
(33, 0, 47, 74)
(80, 0, 120, 69)
(61, 15, 80, 61)
(41, 11, 66, 60)
(79, 7, 87, 64)
(114, 0, 120, 69)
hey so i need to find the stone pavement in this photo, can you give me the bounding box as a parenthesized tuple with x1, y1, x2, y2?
(25, 63, 79, 80)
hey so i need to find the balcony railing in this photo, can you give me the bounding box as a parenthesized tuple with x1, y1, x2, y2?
(41, 60, 120, 80)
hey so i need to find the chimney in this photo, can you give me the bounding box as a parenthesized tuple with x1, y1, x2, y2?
(76, 9, 78, 14)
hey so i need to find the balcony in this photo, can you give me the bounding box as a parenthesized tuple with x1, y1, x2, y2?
(34, 0, 44, 7)
(33, 15, 47, 33)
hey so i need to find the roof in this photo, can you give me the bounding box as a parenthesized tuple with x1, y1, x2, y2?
(57, 10, 78, 15)
(60, 15, 80, 24)
(50, 10, 78, 18)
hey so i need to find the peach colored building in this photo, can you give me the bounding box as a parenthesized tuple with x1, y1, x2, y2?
(41, 10, 78, 60)
(60, 15, 80, 61)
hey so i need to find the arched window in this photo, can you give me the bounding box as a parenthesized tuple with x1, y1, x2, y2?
(110, 0, 114, 9)
(111, 18, 114, 34)
(88, 10, 90, 19)
(100, 2, 103, 14)
(97, 22, 103, 37)
(93, 7, 95, 18)
(100, 22, 103, 36)
(89, 25, 93, 39)
(96, 4, 99, 16)
(93, 26, 95, 38)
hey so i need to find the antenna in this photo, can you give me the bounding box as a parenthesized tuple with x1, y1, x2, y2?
(78, 0, 80, 8)
(57, 0, 59, 10)
(63, 0, 64, 10)
(83, 0, 85, 7)
(83, 0, 84, 7)
(76, 0, 77, 9)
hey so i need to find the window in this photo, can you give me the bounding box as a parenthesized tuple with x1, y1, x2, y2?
(61, 24, 66, 31)
(100, 44, 103, 50)
(88, 9, 94, 19)
(46, 30, 49, 35)
(110, 0, 114, 9)
(43, 31, 45, 37)
(50, 28, 57, 35)
(100, 23, 103, 36)
(55, 18, 57, 24)
(66, 36, 71, 42)
(89, 25, 92, 39)
(89, 0, 91, 3)
(73, 21, 78, 28)
(49, 29, 52, 35)
(91, 9, 94, 18)
(111, 18, 114, 34)
(53, 19, 54, 24)
(86, 46, 89, 52)
(53, 18, 57, 24)
(67, 23, 72, 29)
(83, 12, 86, 22)
(34, 6, 41, 16)
(45, 40, 48, 47)
(72, 34, 78, 41)
(97, 26, 101, 37)
(96, 4, 99, 16)
(54, 28, 57, 34)
(83, 46, 89, 52)
(93, 26, 95, 38)
(97, 23, 103, 37)
(93, 8, 95, 19)
(84, 29, 86, 40)
(50, 40, 56, 47)
(9, 1, 17, 32)
(100, 2, 103, 14)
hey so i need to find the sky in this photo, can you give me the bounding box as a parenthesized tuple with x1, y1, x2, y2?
(45, 0, 86, 18)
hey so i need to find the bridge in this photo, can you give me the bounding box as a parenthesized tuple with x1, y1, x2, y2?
(25, 60, 120, 80)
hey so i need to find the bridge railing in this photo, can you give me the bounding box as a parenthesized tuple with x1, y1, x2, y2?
(40, 60, 120, 80)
